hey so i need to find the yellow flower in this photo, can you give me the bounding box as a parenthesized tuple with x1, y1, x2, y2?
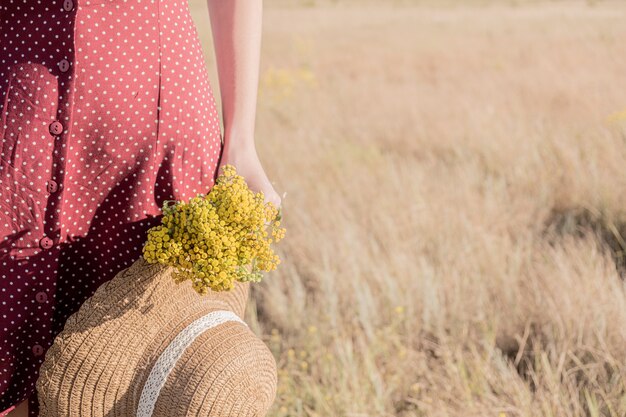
(142, 164, 286, 294)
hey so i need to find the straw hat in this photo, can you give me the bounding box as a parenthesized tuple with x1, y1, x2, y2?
(36, 256, 278, 417)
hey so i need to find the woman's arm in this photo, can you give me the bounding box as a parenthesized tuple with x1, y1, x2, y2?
(207, 0, 281, 208)
(207, 0, 262, 147)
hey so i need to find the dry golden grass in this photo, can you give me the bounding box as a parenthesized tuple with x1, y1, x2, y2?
(190, 1, 626, 416)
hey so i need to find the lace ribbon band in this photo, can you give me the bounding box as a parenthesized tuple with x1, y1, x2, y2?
(136, 310, 247, 417)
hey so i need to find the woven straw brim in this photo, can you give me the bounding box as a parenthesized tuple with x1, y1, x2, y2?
(36, 256, 277, 417)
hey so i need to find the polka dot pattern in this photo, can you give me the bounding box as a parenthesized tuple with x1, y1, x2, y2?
(0, 0, 223, 415)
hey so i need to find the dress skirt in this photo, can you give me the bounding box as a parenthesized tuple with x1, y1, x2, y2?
(0, 0, 224, 415)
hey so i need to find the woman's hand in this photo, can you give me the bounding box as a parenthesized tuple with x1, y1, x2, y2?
(216, 139, 282, 209)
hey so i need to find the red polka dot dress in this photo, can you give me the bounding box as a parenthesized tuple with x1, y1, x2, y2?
(0, 0, 224, 415)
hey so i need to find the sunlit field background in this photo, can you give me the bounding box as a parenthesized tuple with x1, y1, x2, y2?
(190, 1, 626, 416)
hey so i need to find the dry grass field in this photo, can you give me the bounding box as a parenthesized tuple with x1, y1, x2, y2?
(189, 1, 626, 416)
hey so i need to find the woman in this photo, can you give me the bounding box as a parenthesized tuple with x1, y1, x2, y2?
(0, 0, 280, 415)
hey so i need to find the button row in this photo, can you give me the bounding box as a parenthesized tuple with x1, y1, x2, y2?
(39, 0, 73, 258)
(32, 287, 49, 355)
(58, 3, 73, 73)
(32, 0, 70, 355)
(47, 120, 61, 197)
(43, 119, 60, 248)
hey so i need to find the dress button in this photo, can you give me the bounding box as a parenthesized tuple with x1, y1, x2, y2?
(36, 291, 48, 303)
(63, 0, 74, 11)
(40, 236, 54, 249)
(49, 120, 63, 135)
(46, 179, 59, 193)
(32, 344, 44, 356)
(58, 59, 70, 73)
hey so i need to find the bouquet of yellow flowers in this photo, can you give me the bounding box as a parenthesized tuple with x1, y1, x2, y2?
(141, 164, 285, 294)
